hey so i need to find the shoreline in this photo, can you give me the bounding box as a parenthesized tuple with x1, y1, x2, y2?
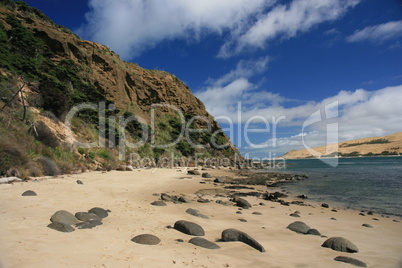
(0, 168, 401, 267)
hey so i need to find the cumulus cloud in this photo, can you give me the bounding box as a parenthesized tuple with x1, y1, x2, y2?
(219, 0, 360, 57)
(346, 20, 402, 43)
(77, 0, 359, 59)
(196, 62, 402, 157)
(77, 0, 274, 59)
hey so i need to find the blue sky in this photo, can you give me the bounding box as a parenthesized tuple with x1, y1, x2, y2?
(24, 0, 402, 158)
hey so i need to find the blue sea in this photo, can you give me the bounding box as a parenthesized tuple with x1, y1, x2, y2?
(271, 156, 402, 217)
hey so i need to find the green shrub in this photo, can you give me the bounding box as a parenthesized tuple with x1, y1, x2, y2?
(97, 149, 112, 159)
(35, 156, 60, 176)
(0, 138, 29, 176)
(34, 121, 59, 147)
(77, 147, 86, 155)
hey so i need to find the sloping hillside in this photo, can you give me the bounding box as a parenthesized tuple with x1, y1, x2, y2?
(281, 132, 402, 159)
(0, 1, 240, 178)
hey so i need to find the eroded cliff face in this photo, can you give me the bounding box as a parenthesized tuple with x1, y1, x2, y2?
(0, 3, 240, 176)
(1, 6, 214, 124)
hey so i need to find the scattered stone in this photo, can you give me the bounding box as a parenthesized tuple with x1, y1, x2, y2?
(161, 193, 175, 202)
(233, 197, 252, 209)
(216, 200, 234, 206)
(334, 256, 367, 267)
(88, 207, 109, 218)
(186, 208, 209, 219)
(236, 211, 242, 214)
(221, 229, 265, 252)
(280, 201, 290, 206)
(178, 196, 192, 203)
(174, 220, 205, 236)
(131, 234, 161, 245)
(287, 221, 311, 234)
(372, 218, 379, 221)
(331, 209, 338, 212)
(290, 213, 300, 218)
(359, 213, 366, 216)
(331, 217, 337, 221)
(214, 178, 225, 183)
(393, 219, 400, 223)
(306, 228, 321, 236)
(76, 180, 84, 185)
(202, 173, 213, 178)
(197, 198, 210, 203)
(362, 223, 373, 228)
(50, 210, 80, 225)
(225, 185, 255, 190)
(22, 190, 37, 196)
(175, 239, 184, 243)
(259, 202, 266, 206)
(47, 222, 75, 233)
(152, 193, 160, 196)
(199, 182, 206, 184)
(252, 212, 262, 215)
(239, 219, 247, 222)
(75, 212, 102, 222)
(151, 201, 167, 206)
(321, 203, 329, 208)
(188, 170, 200, 175)
(75, 220, 103, 229)
(367, 211, 374, 215)
(293, 211, 300, 214)
(322, 237, 359, 253)
(189, 237, 220, 249)
(297, 194, 308, 199)
(263, 192, 288, 201)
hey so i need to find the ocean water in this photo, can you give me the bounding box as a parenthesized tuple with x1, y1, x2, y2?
(271, 156, 402, 217)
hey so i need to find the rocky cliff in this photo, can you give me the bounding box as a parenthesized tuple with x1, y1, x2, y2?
(281, 132, 402, 159)
(0, 1, 240, 177)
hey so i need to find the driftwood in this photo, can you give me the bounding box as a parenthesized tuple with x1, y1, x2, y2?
(0, 177, 22, 184)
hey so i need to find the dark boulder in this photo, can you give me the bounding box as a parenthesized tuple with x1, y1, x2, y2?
(75, 220, 103, 229)
(47, 222, 75, 233)
(88, 207, 110, 218)
(233, 197, 252, 209)
(189, 237, 220, 249)
(362, 223, 373, 228)
(161, 193, 175, 202)
(186, 208, 209, 219)
(286, 221, 311, 234)
(131, 234, 161, 245)
(22, 190, 37, 196)
(221, 229, 265, 252)
(76, 180, 84, 185)
(151, 201, 167, 206)
(297, 194, 308, 199)
(322, 237, 359, 253)
(214, 178, 225, 183)
(174, 220, 205, 236)
(321, 203, 329, 208)
(75, 212, 102, 222)
(290, 213, 300, 217)
(306, 228, 321, 236)
(188, 170, 200, 175)
(178, 196, 192, 203)
(202, 173, 213, 178)
(50, 210, 80, 225)
(334, 256, 367, 267)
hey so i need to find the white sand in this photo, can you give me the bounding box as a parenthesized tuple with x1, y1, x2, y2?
(0, 169, 401, 268)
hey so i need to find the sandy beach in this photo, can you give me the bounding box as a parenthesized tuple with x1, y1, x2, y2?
(0, 168, 401, 268)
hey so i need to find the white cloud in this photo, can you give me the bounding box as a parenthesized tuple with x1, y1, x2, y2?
(347, 20, 402, 43)
(77, 0, 359, 59)
(77, 0, 274, 59)
(219, 0, 360, 57)
(196, 62, 402, 157)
